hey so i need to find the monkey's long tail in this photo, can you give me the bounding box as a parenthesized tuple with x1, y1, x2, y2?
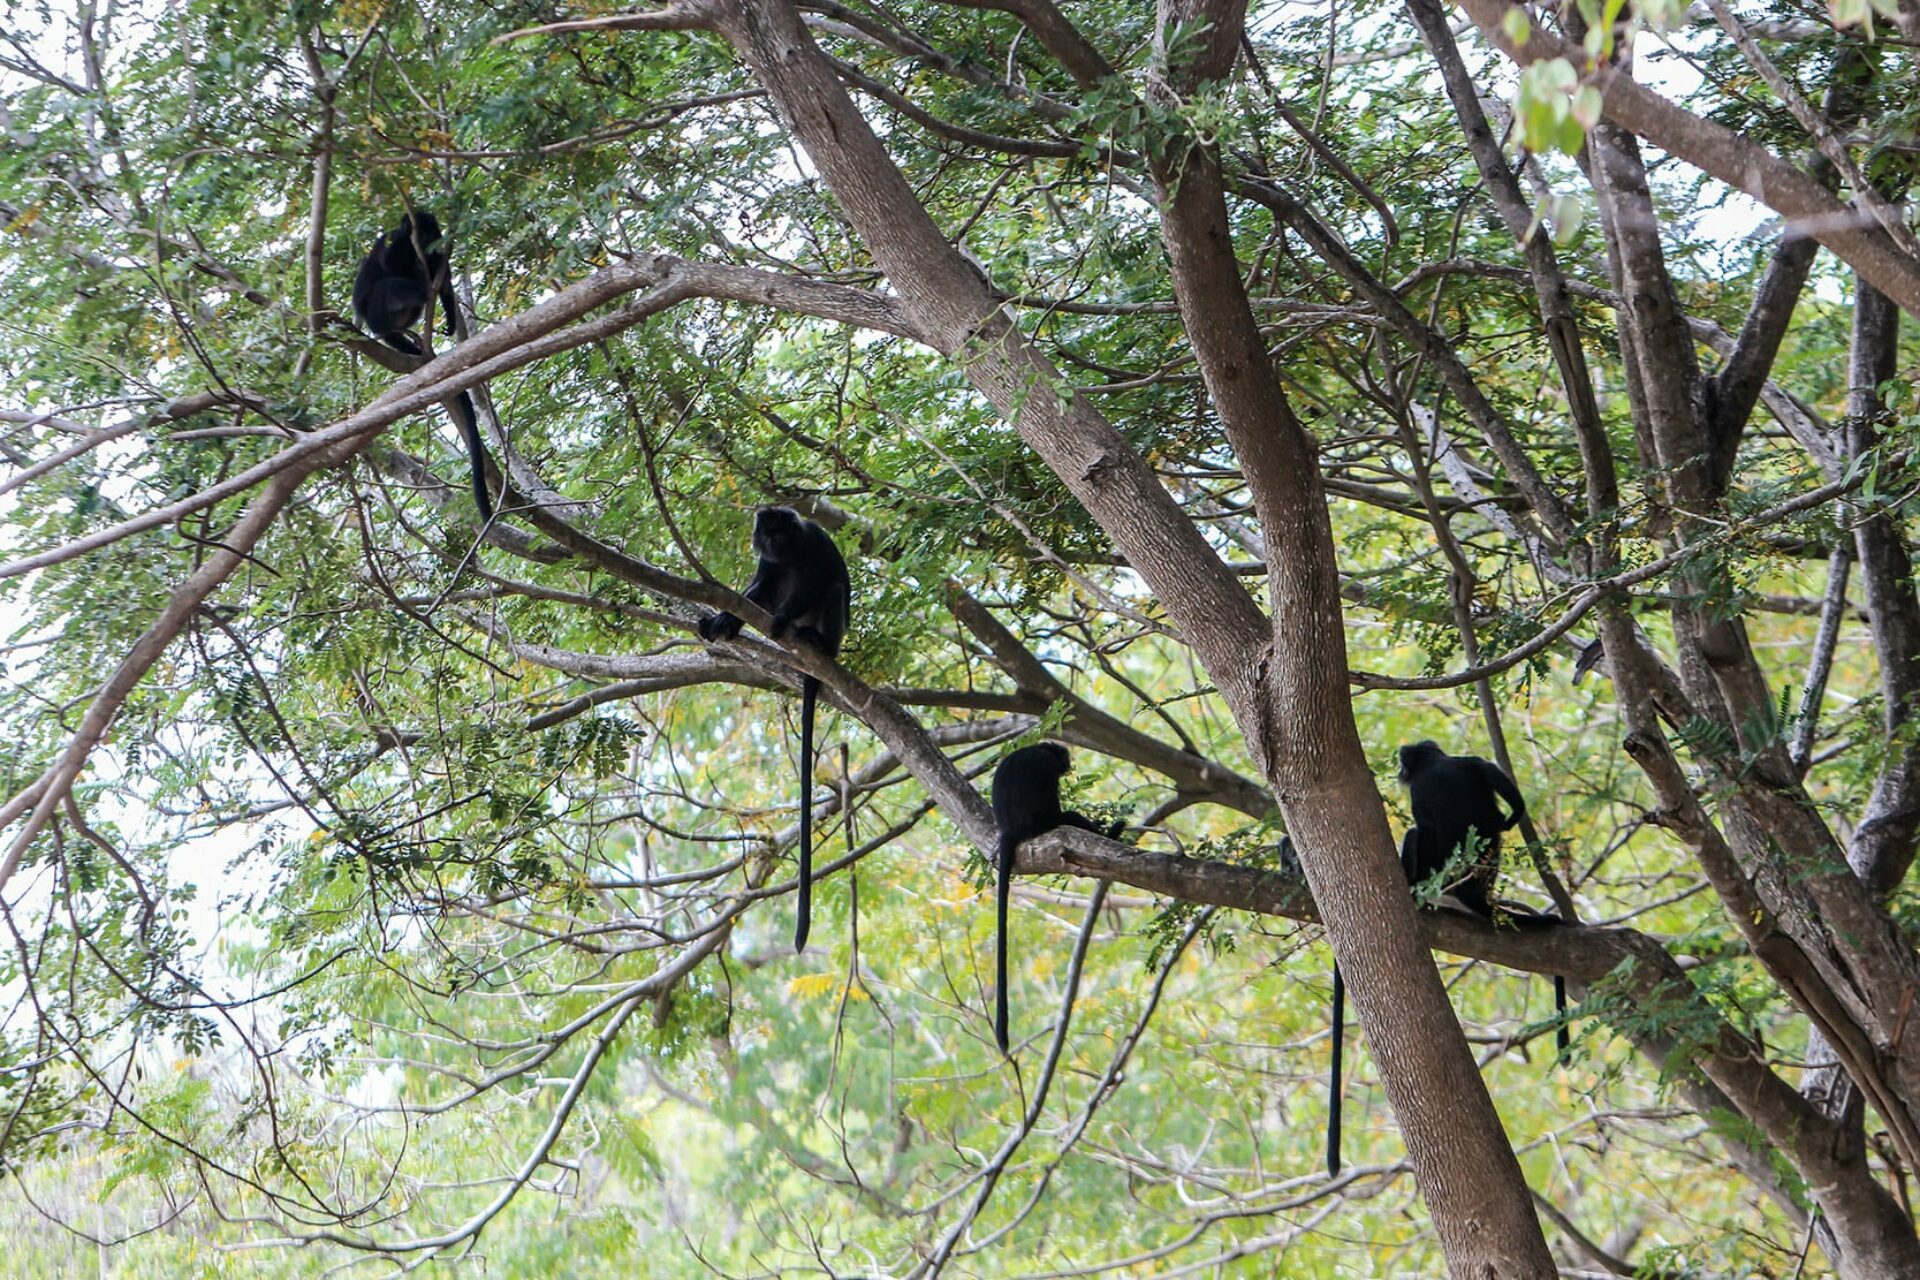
(1328, 964, 1345, 1178)
(994, 833, 1017, 1054)
(451, 392, 494, 524)
(794, 675, 818, 954)
(1525, 905, 1572, 1064)
(376, 330, 493, 523)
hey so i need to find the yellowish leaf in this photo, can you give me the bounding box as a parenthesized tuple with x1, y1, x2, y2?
(787, 971, 838, 999)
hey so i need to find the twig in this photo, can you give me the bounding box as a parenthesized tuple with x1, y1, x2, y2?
(913, 881, 1109, 1276)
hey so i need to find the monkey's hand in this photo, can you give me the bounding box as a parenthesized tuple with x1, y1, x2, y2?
(698, 611, 744, 642)
(1102, 819, 1127, 841)
(766, 611, 795, 641)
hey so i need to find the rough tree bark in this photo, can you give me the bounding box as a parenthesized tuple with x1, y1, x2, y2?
(708, 0, 1555, 1270)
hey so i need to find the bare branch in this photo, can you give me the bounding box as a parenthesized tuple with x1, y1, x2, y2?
(495, 3, 717, 42)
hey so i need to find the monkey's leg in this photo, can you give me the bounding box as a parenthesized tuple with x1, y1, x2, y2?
(363, 279, 428, 342)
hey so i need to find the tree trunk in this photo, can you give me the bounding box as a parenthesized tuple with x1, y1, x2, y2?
(711, 0, 1556, 1270)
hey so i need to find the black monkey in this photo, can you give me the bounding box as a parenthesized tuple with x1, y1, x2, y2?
(1399, 740, 1569, 1060)
(1397, 740, 1525, 915)
(1292, 744, 1569, 1177)
(352, 210, 494, 522)
(698, 507, 851, 953)
(989, 742, 1124, 1054)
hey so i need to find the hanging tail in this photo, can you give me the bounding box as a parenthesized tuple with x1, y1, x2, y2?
(1553, 974, 1570, 1063)
(1328, 964, 1346, 1178)
(451, 392, 493, 523)
(994, 833, 1016, 1054)
(377, 329, 492, 522)
(794, 675, 818, 953)
(1529, 905, 1572, 1064)
(1495, 898, 1575, 1065)
(1545, 904, 1570, 1062)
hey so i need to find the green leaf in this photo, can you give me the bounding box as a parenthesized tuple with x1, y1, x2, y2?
(1546, 193, 1587, 245)
(1828, 0, 1871, 27)
(1555, 112, 1586, 155)
(1538, 57, 1578, 93)
(1572, 84, 1604, 129)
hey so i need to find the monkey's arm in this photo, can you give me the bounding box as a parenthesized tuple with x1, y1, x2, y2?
(699, 560, 776, 641)
(739, 561, 780, 613)
(1482, 761, 1528, 830)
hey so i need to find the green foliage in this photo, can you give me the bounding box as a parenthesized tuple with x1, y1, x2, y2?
(0, 0, 1903, 1272)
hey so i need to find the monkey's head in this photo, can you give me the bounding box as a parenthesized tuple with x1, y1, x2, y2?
(750, 506, 807, 562)
(1397, 740, 1443, 783)
(1028, 741, 1072, 776)
(396, 209, 444, 248)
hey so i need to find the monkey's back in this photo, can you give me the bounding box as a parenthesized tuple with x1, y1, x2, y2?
(788, 522, 851, 653)
(352, 229, 432, 340)
(992, 745, 1069, 839)
(1409, 753, 1508, 873)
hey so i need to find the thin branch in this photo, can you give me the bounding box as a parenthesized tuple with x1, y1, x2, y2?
(912, 881, 1108, 1277)
(495, 4, 716, 42)
(1791, 543, 1853, 774)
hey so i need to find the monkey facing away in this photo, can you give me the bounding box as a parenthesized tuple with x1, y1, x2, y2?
(1396, 739, 1526, 915)
(698, 506, 851, 953)
(1398, 738, 1569, 1061)
(352, 210, 495, 522)
(990, 742, 1124, 1054)
(1299, 741, 1568, 1178)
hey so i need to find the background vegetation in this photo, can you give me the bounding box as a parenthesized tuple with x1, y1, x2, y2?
(2, 0, 1917, 1273)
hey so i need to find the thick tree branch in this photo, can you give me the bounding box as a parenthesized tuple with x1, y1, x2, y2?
(1455, 0, 1920, 319)
(1707, 235, 1818, 480)
(938, 0, 1114, 88)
